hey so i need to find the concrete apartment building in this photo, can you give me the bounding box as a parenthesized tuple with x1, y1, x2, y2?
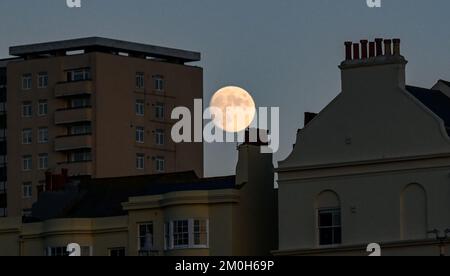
(3, 37, 204, 217)
(0, 60, 8, 217)
(275, 39, 450, 256)
(0, 134, 277, 256)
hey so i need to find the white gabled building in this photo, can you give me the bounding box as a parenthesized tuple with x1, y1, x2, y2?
(275, 38, 450, 256)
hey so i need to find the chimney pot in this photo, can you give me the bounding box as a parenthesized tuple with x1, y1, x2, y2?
(393, 39, 401, 55)
(360, 40, 368, 59)
(345, 42, 353, 60)
(353, 43, 360, 60)
(369, 42, 375, 57)
(375, 38, 383, 56)
(384, 39, 392, 55)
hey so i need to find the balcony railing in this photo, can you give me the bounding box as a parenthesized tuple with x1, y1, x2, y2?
(56, 161, 93, 176)
(54, 107, 92, 125)
(55, 80, 93, 98)
(54, 134, 92, 151)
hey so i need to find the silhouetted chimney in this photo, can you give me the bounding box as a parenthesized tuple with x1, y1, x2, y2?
(353, 43, 360, 60)
(360, 40, 368, 59)
(345, 42, 353, 60)
(384, 39, 392, 56)
(393, 39, 401, 56)
(375, 38, 383, 56)
(369, 42, 375, 57)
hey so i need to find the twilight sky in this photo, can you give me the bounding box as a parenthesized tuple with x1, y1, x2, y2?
(1, 0, 449, 177)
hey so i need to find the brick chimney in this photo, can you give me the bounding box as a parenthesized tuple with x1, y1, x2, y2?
(339, 38, 407, 93)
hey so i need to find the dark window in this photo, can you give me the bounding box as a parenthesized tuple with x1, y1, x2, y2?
(318, 208, 342, 246)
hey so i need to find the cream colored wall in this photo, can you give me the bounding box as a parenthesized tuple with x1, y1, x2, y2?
(277, 57, 450, 255)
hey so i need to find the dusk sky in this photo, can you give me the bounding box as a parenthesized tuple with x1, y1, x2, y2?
(1, 0, 449, 177)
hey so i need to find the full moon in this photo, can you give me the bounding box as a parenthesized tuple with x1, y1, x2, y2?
(210, 86, 256, 133)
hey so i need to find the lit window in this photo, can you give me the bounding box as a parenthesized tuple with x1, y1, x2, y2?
(22, 129, 32, 144)
(136, 73, 145, 89)
(136, 154, 145, 170)
(136, 99, 145, 116)
(22, 182, 32, 198)
(136, 127, 145, 143)
(318, 208, 342, 246)
(38, 72, 48, 88)
(22, 74, 32, 90)
(193, 220, 208, 247)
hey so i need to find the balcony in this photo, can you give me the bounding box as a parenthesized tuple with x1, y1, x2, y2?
(55, 80, 93, 98)
(54, 134, 92, 151)
(56, 161, 93, 176)
(54, 107, 92, 125)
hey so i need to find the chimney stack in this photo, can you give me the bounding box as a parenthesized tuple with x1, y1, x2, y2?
(369, 42, 375, 58)
(345, 42, 353, 60)
(375, 38, 383, 56)
(360, 40, 368, 59)
(353, 43, 360, 60)
(384, 39, 392, 56)
(393, 39, 401, 56)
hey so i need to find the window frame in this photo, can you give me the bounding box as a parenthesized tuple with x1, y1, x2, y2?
(38, 100, 48, 116)
(155, 102, 165, 120)
(22, 74, 32, 90)
(38, 127, 49, 144)
(22, 129, 32, 145)
(136, 72, 145, 89)
(137, 222, 154, 251)
(165, 219, 209, 251)
(38, 153, 49, 170)
(22, 102, 33, 118)
(155, 156, 165, 173)
(37, 72, 48, 89)
(22, 182, 32, 199)
(22, 155, 32, 171)
(136, 153, 145, 170)
(155, 129, 165, 146)
(135, 99, 145, 116)
(317, 207, 342, 247)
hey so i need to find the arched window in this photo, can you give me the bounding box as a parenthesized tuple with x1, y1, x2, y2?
(316, 190, 342, 246)
(401, 184, 427, 240)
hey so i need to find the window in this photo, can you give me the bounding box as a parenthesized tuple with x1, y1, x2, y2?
(0, 155, 6, 168)
(38, 154, 48, 170)
(70, 97, 91, 109)
(22, 155, 32, 171)
(156, 156, 165, 173)
(67, 68, 91, 82)
(318, 208, 342, 246)
(153, 75, 164, 92)
(136, 127, 145, 143)
(23, 182, 32, 198)
(38, 72, 48, 88)
(135, 99, 145, 116)
(136, 154, 145, 170)
(70, 124, 92, 135)
(173, 220, 189, 248)
(155, 102, 165, 120)
(22, 102, 33, 117)
(38, 100, 48, 116)
(69, 150, 91, 162)
(22, 74, 32, 90)
(109, 248, 126, 257)
(155, 129, 165, 146)
(22, 129, 32, 144)
(136, 72, 145, 89)
(193, 220, 208, 247)
(38, 128, 49, 144)
(165, 219, 209, 250)
(0, 208, 6, 217)
(138, 223, 154, 251)
(0, 129, 6, 141)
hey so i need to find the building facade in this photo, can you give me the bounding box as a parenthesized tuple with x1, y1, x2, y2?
(276, 39, 450, 256)
(0, 137, 277, 256)
(0, 60, 8, 217)
(5, 37, 204, 217)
